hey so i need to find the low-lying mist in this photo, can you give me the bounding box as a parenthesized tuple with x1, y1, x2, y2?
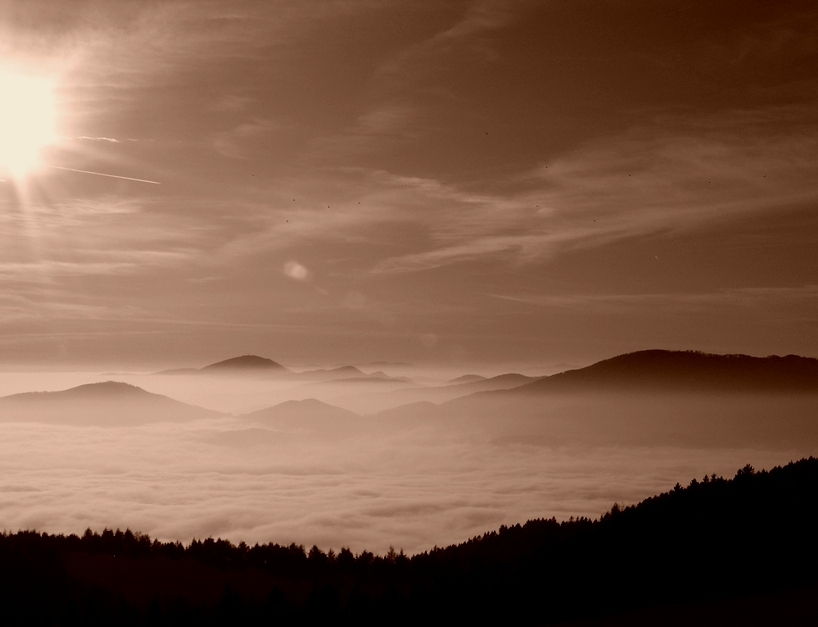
(0, 363, 815, 555)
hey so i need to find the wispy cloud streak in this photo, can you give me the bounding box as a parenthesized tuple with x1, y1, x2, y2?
(50, 165, 160, 185)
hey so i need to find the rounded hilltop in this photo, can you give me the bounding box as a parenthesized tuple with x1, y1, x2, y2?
(201, 355, 287, 371)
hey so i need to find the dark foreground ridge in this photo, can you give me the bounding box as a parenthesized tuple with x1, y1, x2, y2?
(1, 459, 817, 624)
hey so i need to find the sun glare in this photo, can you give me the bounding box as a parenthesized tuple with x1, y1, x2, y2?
(0, 69, 57, 178)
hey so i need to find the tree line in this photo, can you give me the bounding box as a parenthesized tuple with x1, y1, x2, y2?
(0, 457, 817, 624)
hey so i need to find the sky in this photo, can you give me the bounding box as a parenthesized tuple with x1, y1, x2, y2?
(1, 0, 817, 370)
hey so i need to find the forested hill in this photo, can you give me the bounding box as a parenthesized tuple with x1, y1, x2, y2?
(519, 349, 818, 393)
(2, 458, 817, 624)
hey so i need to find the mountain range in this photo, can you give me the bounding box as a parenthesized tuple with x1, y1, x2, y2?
(372, 350, 818, 449)
(5, 349, 818, 432)
(515, 349, 818, 394)
(154, 355, 410, 384)
(333, 372, 541, 413)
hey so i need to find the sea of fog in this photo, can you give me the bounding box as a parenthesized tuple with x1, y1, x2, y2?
(0, 370, 813, 555)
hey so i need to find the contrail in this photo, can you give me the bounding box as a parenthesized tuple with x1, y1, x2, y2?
(50, 165, 160, 185)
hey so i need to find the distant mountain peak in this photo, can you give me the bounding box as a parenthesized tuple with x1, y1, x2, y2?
(271, 398, 343, 410)
(448, 374, 487, 384)
(9, 381, 151, 400)
(271, 398, 357, 413)
(63, 381, 150, 396)
(588, 349, 818, 374)
(244, 398, 363, 431)
(201, 355, 286, 371)
(329, 365, 364, 374)
(0, 381, 222, 425)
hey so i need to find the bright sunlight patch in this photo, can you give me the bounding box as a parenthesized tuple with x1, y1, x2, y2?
(0, 69, 57, 178)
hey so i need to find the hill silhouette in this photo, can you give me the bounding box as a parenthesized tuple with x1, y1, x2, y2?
(155, 355, 289, 375)
(329, 375, 410, 384)
(355, 372, 540, 412)
(372, 351, 818, 449)
(518, 349, 818, 394)
(463, 372, 540, 390)
(201, 355, 288, 372)
(290, 365, 367, 381)
(362, 350, 818, 416)
(289, 366, 412, 385)
(0, 381, 223, 425)
(0, 458, 815, 624)
(447, 374, 487, 384)
(244, 399, 367, 436)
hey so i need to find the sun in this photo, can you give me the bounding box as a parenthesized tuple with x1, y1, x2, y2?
(0, 69, 57, 178)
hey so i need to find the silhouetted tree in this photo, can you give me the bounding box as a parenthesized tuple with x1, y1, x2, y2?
(0, 458, 815, 623)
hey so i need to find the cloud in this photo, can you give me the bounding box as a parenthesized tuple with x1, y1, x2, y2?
(0, 402, 806, 555)
(212, 118, 287, 159)
(0, 193, 215, 337)
(212, 94, 254, 113)
(202, 105, 818, 279)
(198, 107, 818, 278)
(77, 136, 119, 142)
(488, 285, 818, 313)
(373, 234, 547, 274)
(283, 260, 309, 281)
(203, 172, 410, 265)
(369, 110, 818, 273)
(0, 260, 137, 277)
(0, 0, 813, 364)
(0, 196, 202, 277)
(374, 0, 521, 80)
(303, 104, 416, 162)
